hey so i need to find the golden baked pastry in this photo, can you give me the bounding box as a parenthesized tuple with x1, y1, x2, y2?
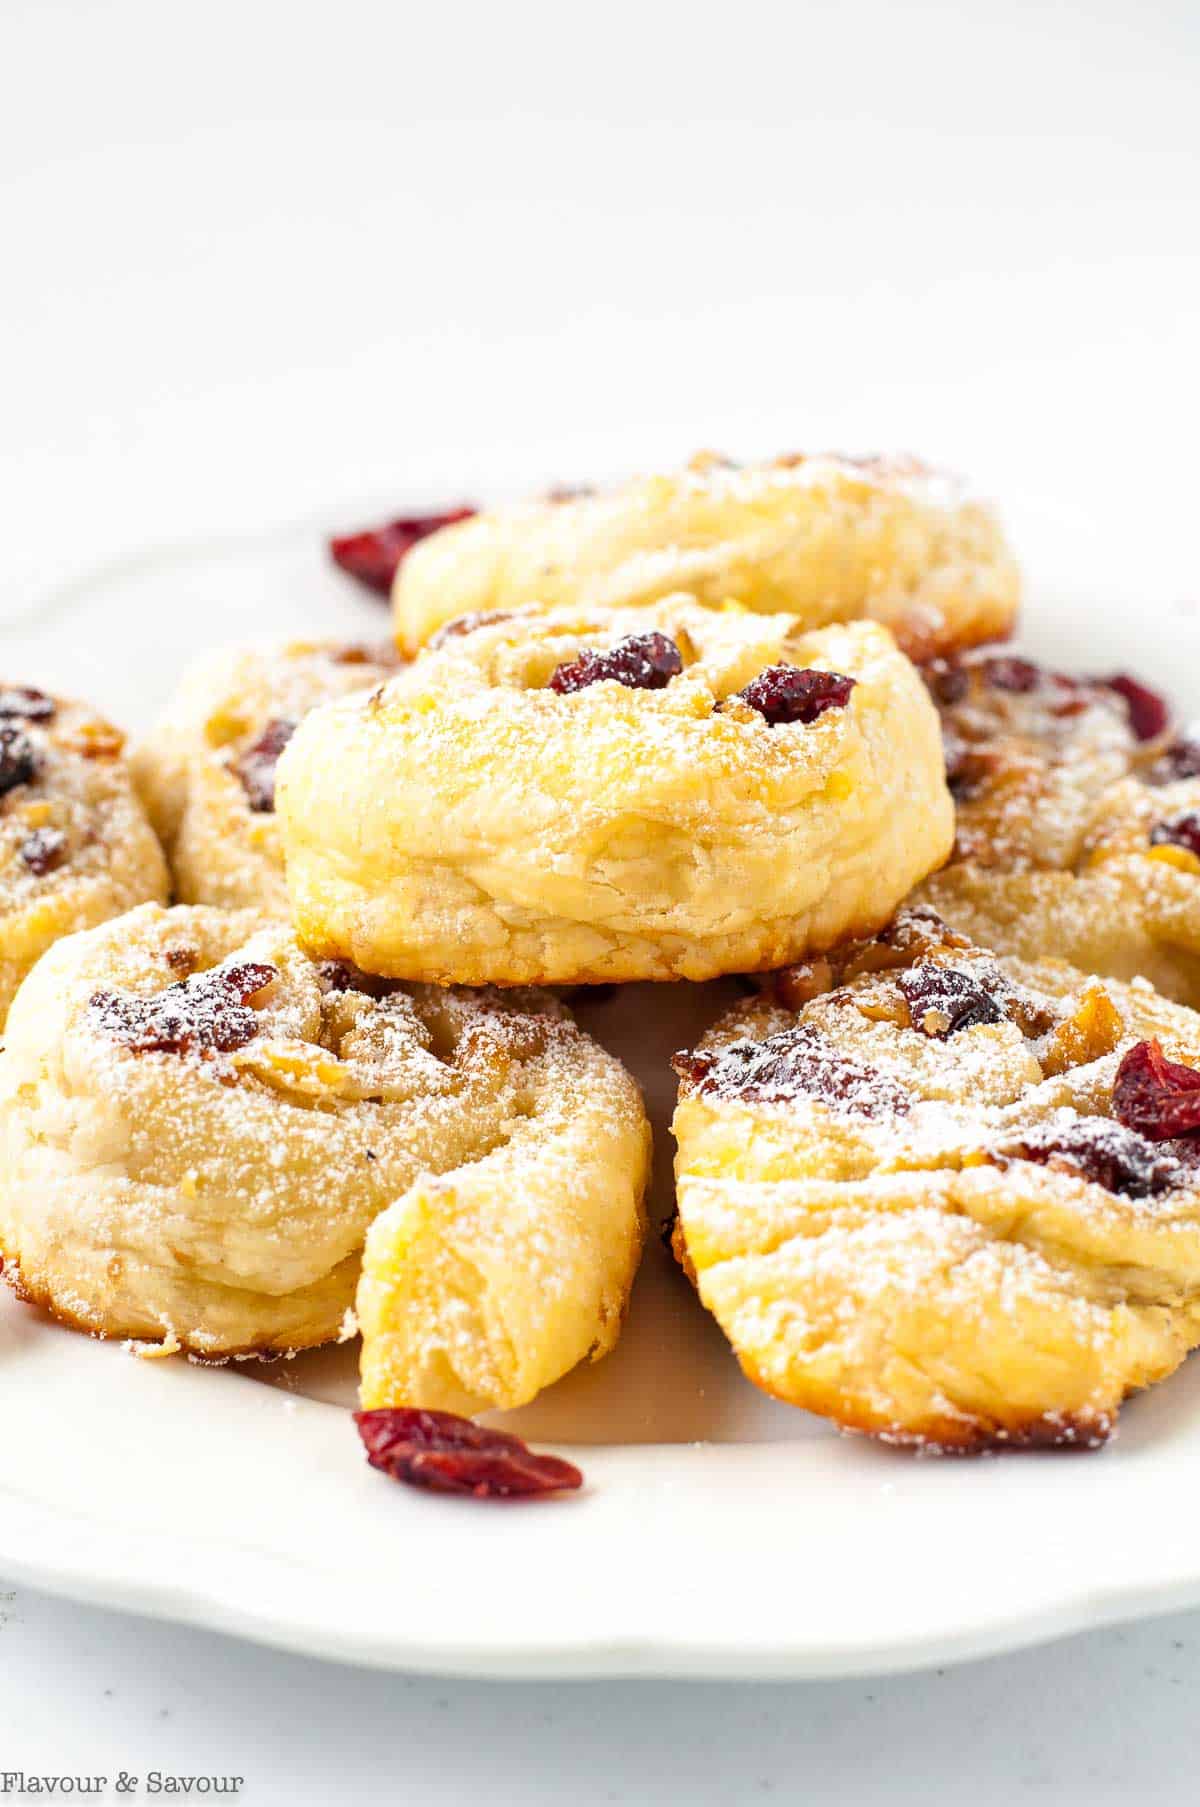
(357, 1010, 651, 1415)
(672, 909, 1200, 1450)
(916, 654, 1200, 1006)
(0, 903, 649, 1383)
(0, 684, 168, 1026)
(277, 599, 954, 988)
(132, 639, 400, 911)
(392, 451, 1020, 659)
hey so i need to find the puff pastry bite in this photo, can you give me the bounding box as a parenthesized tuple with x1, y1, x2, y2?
(916, 654, 1200, 1006)
(132, 639, 400, 911)
(277, 600, 955, 988)
(0, 685, 168, 1026)
(672, 909, 1200, 1450)
(392, 451, 1020, 659)
(0, 903, 649, 1384)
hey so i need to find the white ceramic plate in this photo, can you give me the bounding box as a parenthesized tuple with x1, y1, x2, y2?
(3, 495, 1200, 1680)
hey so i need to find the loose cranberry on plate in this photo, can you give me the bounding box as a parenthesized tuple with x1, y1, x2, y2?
(329, 508, 477, 597)
(354, 1407, 582, 1500)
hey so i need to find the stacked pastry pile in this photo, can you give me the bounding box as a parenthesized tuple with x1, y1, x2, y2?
(5, 450, 1200, 1461)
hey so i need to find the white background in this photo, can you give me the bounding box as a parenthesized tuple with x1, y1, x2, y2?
(3, 0, 1200, 1799)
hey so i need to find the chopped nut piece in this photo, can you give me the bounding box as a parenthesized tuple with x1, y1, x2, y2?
(64, 721, 124, 759)
(354, 1407, 582, 1499)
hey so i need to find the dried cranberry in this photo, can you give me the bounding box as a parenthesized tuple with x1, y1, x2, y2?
(318, 959, 394, 999)
(980, 655, 1042, 693)
(549, 632, 684, 695)
(898, 961, 1008, 1037)
(427, 611, 513, 650)
(1113, 1039, 1200, 1141)
(0, 726, 37, 798)
(233, 718, 296, 813)
(90, 961, 277, 1057)
(672, 1023, 909, 1117)
(0, 687, 55, 722)
(1147, 735, 1200, 785)
(736, 666, 856, 726)
(1104, 672, 1171, 742)
(19, 826, 66, 876)
(1149, 811, 1200, 859)
(1001, 1115, 1187, 1199)
(329, 508, 476, 597)
(921, 658, 969, 706)
(354, 1408, 582, 1499)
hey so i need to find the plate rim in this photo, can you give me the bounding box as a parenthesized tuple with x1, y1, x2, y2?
(7, 1471, 1200, 1681)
